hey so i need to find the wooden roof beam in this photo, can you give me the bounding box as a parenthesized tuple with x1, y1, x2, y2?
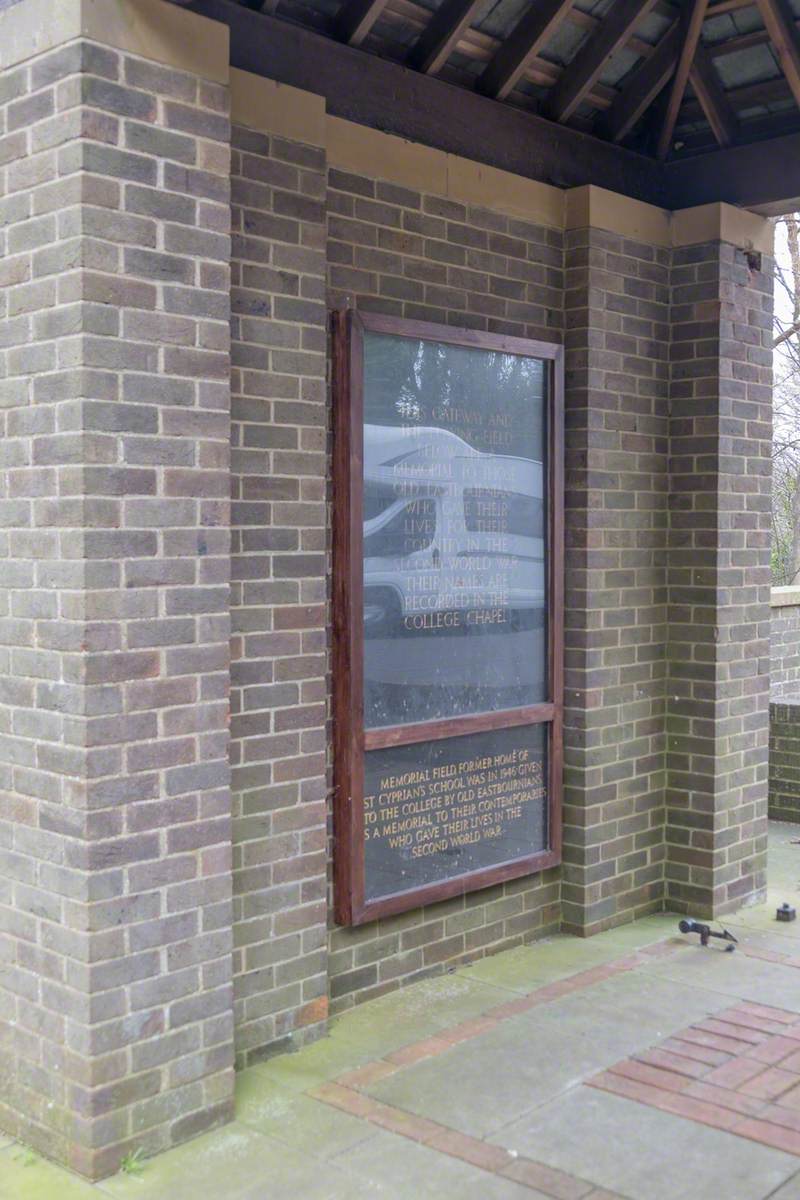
(756, 0, 800, 109)
(688, 40, 738, 145)
(546, 0, 659, 123)
(477, 0, 578, 100)
(596, 22, 681, 141)
(194, 0, 666, 200)
(707, 0, 757, 15)
(408, 0, 485, 73)
(656, 0, 708, 159)
(676, 105, 800, 152)
(664, 125, 800, 207)
(686, 72, 798, 118)
(336, 0, 391, 45)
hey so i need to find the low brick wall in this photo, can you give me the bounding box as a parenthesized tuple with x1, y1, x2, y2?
(770, 589, 800, 822)
(770, 699, 800, 822)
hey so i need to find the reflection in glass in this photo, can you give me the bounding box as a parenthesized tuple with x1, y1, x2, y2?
(362, 333, 548, 729)
(364, 724, 547, 902)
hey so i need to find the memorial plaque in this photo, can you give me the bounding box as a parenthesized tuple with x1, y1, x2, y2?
(364, 725, 547, 902)
(332, 311, 563, 925)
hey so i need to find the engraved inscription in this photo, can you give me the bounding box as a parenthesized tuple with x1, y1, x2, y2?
(364, 726, 547, 901)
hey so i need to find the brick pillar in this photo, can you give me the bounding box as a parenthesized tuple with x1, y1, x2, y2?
(0, 0, 234, 1177)
(666, 223, 773, 916)
(228, 76, 330, 1068)
(562, 193, 670, 934)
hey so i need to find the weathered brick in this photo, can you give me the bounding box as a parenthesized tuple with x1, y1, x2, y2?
(0, 23, 233, 1180)
(665, 242, 771, 917)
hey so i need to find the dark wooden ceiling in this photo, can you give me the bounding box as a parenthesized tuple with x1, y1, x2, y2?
(220, 0, 800, 161)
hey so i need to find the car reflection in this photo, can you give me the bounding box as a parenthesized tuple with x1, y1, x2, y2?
(362, 423, 547, 726)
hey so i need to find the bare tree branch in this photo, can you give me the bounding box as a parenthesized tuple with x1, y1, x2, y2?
(775, 319, 800, 348)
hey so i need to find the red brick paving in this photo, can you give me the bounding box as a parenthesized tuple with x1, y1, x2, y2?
(588, 1002, 800, 1155)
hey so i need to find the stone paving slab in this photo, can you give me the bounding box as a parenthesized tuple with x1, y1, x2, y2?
(330, 972, 516, 1053)
(93, 1125, 359, 1200)
(489, 1086, 799, 1200)
(638, 939, 800, 1010)
(235, 1071, 376, 1158)
(773, 1173, 800, 1198)
(452, 914, 680, 995)
(356, 953, 732, 1138)
(333, 1129, 553, 1200)
(0, 1144, 100, 1200)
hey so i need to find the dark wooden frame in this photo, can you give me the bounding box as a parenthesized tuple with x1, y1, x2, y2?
(332, 309, 564, 926)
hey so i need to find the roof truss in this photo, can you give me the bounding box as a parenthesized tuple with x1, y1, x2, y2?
(186, 0, 800, 199)
(545, 0, 660, 123)
(755, 0, 800, 109)
(656, 0, 709, 158)
(336, 0, 389, 44)
(477, 0, 577, 101)
(408, 0, 484, 74)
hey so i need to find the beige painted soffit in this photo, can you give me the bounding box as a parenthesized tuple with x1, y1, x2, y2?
(565, 184, 671, 247)
(327, 115, 564, 228)
(1, 0, 228, 82)
(326, 116, 449, 196)
(446, 157, 563, 229)
(231, 70, 326, 147)
(671, 202, 774, 254)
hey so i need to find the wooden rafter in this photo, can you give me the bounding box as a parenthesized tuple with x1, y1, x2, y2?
(389, 0, 635, 106)
(477, 0, 577, 100)
(676, 106, 800, 152)
(335, 0, 390, 45)
(756, 0, 800, 109)
(596, 23, 682, 141)
(385, 0, 797, 112)
(408, 0, 484, 74)
(546, 0, 660, 123)
(656, 0, 709, 159)
(707, 0, 759, 15)
(389, 0, 800, 70)
(684, 72, 793, 119)
(688, 41, 738, 146)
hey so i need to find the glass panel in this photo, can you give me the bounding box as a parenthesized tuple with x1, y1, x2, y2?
(363, 333, 548, 730)
(364, 724, 548, 902)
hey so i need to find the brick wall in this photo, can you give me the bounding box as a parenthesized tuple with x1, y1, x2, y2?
(561, 226, 670, 935)
(0, 15, 780, 1166)
(666, 242, 772, 915)
(325, 167, 563, 1013)
(769, 596, 800, 821)
(772, 596, 800, 696)
(0, 37, 233, 1177)
(228, 122, 329, 1066)
(770, 700, 800, 822)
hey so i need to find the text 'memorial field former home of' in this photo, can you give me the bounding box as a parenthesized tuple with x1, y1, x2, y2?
(0, 0, 794, 1177)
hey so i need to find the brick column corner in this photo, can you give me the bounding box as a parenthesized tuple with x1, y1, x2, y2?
(562, 202, 670, 935)
(666, 213, 774, 917)
(0, 0, 234, 1177)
